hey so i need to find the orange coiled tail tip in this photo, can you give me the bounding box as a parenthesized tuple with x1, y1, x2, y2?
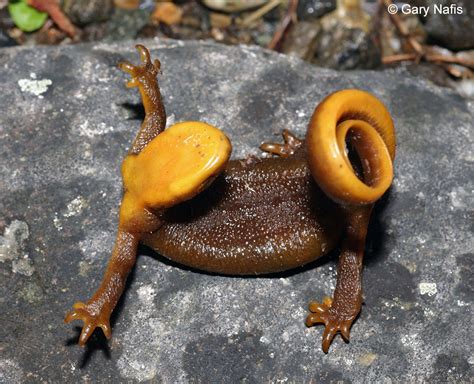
(306, 89, 396, 205)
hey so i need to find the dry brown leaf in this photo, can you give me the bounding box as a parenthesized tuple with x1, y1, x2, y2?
(210, 12, 232, 29)
(28, 0, 76, 37)
(114, 0, 140, 9)
(152, 2, 183, 25)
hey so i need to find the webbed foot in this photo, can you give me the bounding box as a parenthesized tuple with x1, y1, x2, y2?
(260, 129, 302, 158)
(305, 296, 357, 353)
(65, 301, 112, 347)
(118, 44, 161, 88)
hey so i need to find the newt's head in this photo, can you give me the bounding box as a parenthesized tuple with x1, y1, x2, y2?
(118, 44, 161, 88)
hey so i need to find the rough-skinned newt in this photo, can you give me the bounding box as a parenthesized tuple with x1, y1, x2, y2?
(65, 45, 396, 353)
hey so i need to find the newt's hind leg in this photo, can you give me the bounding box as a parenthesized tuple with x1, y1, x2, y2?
(260, 129, 303, 158)
(306, 205, 372, 353)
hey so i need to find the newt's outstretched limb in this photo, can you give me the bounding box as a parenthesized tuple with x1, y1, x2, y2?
(304, 90, 395, 352)
(306, 204, 373, 352)
(64, 230, 141, 345)
(65, 46, 231, 346)
(260, 129, 303, 158)
(118, 44, 166, 154)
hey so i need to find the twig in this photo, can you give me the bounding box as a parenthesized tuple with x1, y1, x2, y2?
(267, 0, 298, 51)
(441, 64, 462, 78)
(382, 53, 474, 68)
(427, 54, 474, 68)
(382, 53, 417, 64)
(28, 0, 76, 37)
(240, 0, 283, 27)
(382, 0, 424, 56)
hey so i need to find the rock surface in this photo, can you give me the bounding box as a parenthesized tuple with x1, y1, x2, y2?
(297, 0, 335, 20)
(62, 0, 115, 26)
(0, 39, 472, 383)
(0, 29, 16, 47)
(421, 0, 474, 50)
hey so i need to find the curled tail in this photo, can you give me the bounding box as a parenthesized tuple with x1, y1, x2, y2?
(306, 89, 396, 205)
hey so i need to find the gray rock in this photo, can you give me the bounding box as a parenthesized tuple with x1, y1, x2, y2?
(0, 29, 16, 47)
(104, 8, 150, 42)
(281, 21, 321, 61)
(61, 0, 115, 26)
(283, 16, 380, 70)
(0, 39, 472, 383)
(297, 0, 336, 20)
(313, 21, 381, 70)
(420, 0, 474, 50)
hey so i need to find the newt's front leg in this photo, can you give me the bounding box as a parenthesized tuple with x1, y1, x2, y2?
(260, 129, 303, 158)
(65, 45, 231, 346)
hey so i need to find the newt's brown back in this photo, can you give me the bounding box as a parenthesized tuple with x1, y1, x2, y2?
(142, 156, 343, 275)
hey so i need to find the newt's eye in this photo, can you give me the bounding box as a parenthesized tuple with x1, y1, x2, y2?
(122, 121, 232, 208)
